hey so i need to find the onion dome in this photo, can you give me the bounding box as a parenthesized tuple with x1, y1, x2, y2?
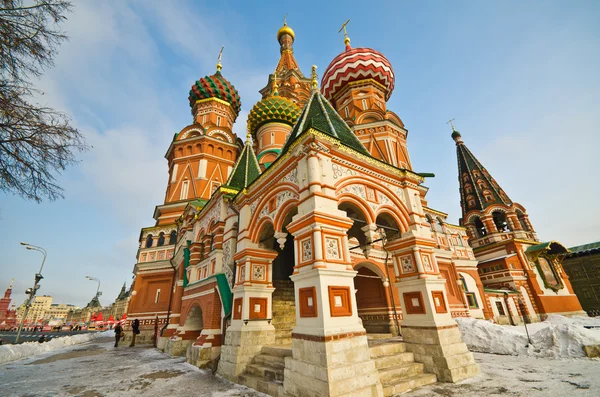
(188, 69, 241, 117)
(277, 21, 295, 42)
(247, 78, 301, 134)
(321, 46, 395, 102)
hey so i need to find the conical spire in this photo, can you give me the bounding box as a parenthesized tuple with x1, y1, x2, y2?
(225, 131, 262, 190)
(276, 17, 301, 74)
(281, 81, 369, 156)
(117, 282, 127, 300)
(453, 128, 512, 216)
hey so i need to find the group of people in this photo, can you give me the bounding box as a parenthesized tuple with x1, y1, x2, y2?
(113, 318, 140, 347)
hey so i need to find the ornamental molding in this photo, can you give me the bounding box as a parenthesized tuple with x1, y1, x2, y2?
(195, 199, 222, 236)
(206, 128, 233, 143)
(141, 227, 177, 241)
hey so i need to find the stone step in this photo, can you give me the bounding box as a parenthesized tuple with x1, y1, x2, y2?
(245, 363, 284, 382)
(368, 341, 407, 358)
(374, 352, 415, 370)
(237, 373, 284, 397)
(274, 337, 292, 345)
(378, 362, 424, 384)
(253, 353, 285, 369)
(261, 345, 292, 358)
(367, 333, 394, 340)
(382, 373, 438, 396)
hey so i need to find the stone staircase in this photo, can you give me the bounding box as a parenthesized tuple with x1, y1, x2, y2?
(369, 338, 438, 396)
(272, 280, 296, 345)
(238, 345, 290, 397)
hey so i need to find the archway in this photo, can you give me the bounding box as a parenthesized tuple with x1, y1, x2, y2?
(353, 264, 393, 334)
(339, 201, 368, 245)
(272, 207, 297, 281)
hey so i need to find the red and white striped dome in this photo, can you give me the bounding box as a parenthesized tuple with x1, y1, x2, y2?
(321, 47, 395, 102)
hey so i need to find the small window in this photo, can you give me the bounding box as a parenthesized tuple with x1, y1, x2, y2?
(344, 106, 349, 117)
(157, 232, 165, 247)
(495, 301, 506, 316)
(181, 180, 189, 200)
(145, 234, 154, 248)
(155, 289, 161, 303)
(202, 115, 206, 124)
(216, 116, 221, 126)
(169, 230, 177, 245)
(271, 132, 275, 144)
(361, 99, 367, 110)
(466, 292, 478, 309)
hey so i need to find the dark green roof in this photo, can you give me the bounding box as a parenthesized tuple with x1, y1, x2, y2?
(525, 241, 569, 255)
(225, 139, 261, 190)
(568, 241, 600, 254)
(455, 133, 512, 214)
(281, 89, 369, 156)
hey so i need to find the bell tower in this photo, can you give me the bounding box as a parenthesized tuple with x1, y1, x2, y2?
(452, 127, 537, 244)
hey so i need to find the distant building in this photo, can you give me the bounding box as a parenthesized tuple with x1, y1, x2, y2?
(563, 242, 600, 316)
(46, 303, 80, 320)
(0, 280, 17, 329)
(17, 295, 53, 323)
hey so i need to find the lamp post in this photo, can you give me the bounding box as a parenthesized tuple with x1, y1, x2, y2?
(15, 242, 47, 344)
(518, 297, 532, 346)
(85, 276, 101, 329)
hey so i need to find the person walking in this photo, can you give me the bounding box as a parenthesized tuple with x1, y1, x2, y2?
(114, 322, 123, 347)
(129, 319, 140, 347)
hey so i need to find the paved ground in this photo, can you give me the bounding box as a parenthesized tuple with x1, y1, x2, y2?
(1, 337, 599, 396)
(0, 331, 96, 345)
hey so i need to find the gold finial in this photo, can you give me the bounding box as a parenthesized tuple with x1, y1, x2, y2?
(216, 46, 224, 72)
(311, 65, 318, 89)
(246, 126, 252, 143)
(339, 19, 351, 47)
(272, 70, 279, 96)
(9, 278, 14, 289)
(446, 118, 456, 132)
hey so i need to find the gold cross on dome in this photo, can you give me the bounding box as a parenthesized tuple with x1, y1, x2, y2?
(216, 46, 224, 72)
(338, 19, 350, 37)
(283, 13, 288, 26)
(446, 118, 456, 131)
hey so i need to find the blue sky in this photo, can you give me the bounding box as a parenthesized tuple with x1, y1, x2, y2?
(1, 0, 598, 308)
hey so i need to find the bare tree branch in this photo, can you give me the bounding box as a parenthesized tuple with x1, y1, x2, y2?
(0, 0, 88, 202)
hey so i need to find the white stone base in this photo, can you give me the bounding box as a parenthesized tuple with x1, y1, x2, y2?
(402, 325, 479, 383)
(186, 343, 221, 368)
(283, 334, 383, 397)
(217, 327, 276, 382)
(164, 337, 193, 357)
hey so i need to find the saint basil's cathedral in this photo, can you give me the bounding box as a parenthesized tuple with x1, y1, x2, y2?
(126, 20, 584, 396)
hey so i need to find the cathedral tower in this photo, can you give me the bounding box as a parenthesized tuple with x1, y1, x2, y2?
(156, 57, 242, 225)
(321, 28, 411, 169)
(452, 128, 537, 244)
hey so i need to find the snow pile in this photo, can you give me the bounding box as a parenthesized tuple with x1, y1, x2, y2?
(456, 315, 600, 358)
(0, 331, 112, 365)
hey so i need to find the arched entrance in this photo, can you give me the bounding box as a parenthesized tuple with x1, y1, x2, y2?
(354, 264, 393, 334)
(259, 208, 297, 345)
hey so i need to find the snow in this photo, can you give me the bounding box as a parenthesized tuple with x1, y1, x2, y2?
(0, 338, 268, 397)
(456, 315, 600, 358)
(0, 330, 112, 365)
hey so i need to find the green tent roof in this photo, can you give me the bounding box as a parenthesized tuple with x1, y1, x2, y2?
(280, 89, 369, 156)
(225, 138, 261, 190)
(525, 241, 569, 255)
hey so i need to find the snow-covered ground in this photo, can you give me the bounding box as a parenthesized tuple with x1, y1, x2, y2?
(0, 330, 112, 365)
(0, 337, 265, 397)
(456, 315, 600, 358)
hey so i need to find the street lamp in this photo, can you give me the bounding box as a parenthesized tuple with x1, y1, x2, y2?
(15, 242, 47, 344)
(85, 275, 102, 304)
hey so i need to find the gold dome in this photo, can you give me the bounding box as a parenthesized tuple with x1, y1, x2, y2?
(277, 23, 295, 41)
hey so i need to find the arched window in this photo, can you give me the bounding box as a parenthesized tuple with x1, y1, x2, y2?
(180, 180, 189, 200)
(169, 230, 177, 245)
(425, 215, 435, 232)
(434, 217, 444, 233)
(517, 211, 530, 231)
(492, 210, 511, 232)
(362, 99, 367, 110)
(157, 232, 165, 247)
(344, 107, 349, 118)
(467, 195, 476, 208)
(473, 217, 486, 238)
(145, 234, 154, 248)
(465, 184, 473, 194)
(216, 116, 221, 126)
